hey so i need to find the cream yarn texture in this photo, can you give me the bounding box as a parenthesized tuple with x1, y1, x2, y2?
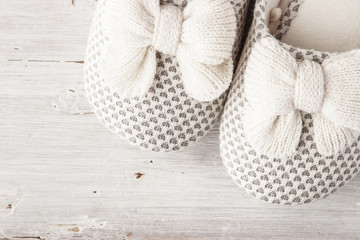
(101, 0, 237, 102)
(220, 0, 360, 205)
(244, 37, 360, 157)
(85, 0, 249, 152)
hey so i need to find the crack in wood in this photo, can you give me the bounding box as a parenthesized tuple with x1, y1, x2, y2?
(8, 59, 84, 64)
(8, 59, 22, 62)
(65, 60, 84, 64)
(28, 60, 60, 63)
(71, 112, 95, 115)
(12, 237, 44, 240)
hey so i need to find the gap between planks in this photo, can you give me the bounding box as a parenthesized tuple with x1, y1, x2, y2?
(7, 59, 84, 64)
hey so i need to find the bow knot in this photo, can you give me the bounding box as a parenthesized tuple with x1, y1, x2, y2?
(294, 60, 325, 113)
(101, 0, 237, 102)
(244, 37, 360, 157)
(153, 5, 183, 55)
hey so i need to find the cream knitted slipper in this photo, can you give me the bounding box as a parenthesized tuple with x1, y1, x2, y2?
(84, 0, 249, 152)
(220, 0, 360, 204)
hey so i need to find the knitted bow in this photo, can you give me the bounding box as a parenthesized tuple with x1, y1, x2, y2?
(100, 0, 236, 102)
(244, 38, 360, 157)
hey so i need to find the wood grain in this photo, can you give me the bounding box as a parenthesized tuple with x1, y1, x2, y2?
(0, 0, 359, 239)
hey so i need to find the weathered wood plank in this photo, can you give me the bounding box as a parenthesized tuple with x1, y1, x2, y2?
(0, 0, 360, 239)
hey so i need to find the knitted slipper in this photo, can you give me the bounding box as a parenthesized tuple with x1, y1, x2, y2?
(220, 0, 360, 204)
(84, 0, 249, 152)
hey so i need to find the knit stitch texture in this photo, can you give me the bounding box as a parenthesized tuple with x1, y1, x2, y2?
(220, 0, 360, 205)
(85, 0, 249, 152)
(243, 37, 360, 158)
(101, 0, 237, 102)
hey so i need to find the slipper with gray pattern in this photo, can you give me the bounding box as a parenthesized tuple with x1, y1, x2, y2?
(85, 0, 249, 152)
(220, 0, 360, 204)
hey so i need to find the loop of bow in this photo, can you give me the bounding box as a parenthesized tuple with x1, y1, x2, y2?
(101, 0, 237, 102)
(244, 37, 360, 157)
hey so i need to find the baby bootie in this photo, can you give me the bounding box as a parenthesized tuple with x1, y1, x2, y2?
(220, 0, 360, 204)
(84, 0, 249, 152)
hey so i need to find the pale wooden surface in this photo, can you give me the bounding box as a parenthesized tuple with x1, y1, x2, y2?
(1, 0, 360, 239)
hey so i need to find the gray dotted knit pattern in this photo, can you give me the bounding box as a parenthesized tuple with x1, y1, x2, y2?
(272, 0, 305, 40)
(220, 0, 360, 205)
(85, 0, 249, 152)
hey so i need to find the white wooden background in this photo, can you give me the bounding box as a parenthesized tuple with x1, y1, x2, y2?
(1, 0, 360, 239)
